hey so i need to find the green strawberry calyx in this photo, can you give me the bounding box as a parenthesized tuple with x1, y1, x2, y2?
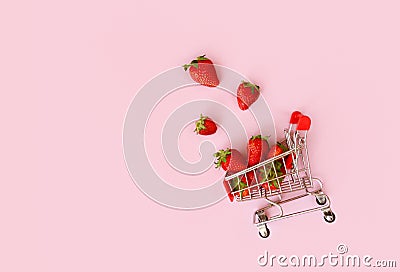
(242, 81, 260, 94)
(239, 181, 247, 189)
(194, 114, 207, 134)
(183, 55, 209, 71)
(213, 148, 231, 169)
(270, 179, 280, 189)
(259, 164, 284, 189)
(197, 54, 208, 61)
(231, 178, 248, 191)
(250, 134, 270, 141)
(276, 142, 288, 152)
(231, 179, 249, 197)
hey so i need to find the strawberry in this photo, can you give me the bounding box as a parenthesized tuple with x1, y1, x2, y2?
(183, 55, 219, 87)
(267, 142, 288, 159)
(247, 166, 274, 186)
(231, 178, 250, 198)
(241, 188, 250, 198)
(285, 154, 294, 169)
(237, 81, 260, 110)
(234, 171, 257, 186)
(244, 168, 276, 186)
(245, 171, 256, 185)
(223, 179, 235, 202)
(214, 148, 247, 174)
(247, 135, 269, 167)
(281, 154, 294, 175)
(194, 114, 217, 135)
(261, 181, 278, 191)
(257, 167, 282, 191)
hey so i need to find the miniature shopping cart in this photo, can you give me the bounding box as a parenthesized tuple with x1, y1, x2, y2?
(223, 111, 335, 238)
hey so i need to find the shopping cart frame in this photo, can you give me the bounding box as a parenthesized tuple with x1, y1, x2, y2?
(224, 111, 335, 238)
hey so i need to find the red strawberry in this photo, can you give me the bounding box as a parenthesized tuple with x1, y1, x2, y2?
(267, 142, 287, 159)
(231, 177, 250, 198)
(256, 169, 274, 190)
(241, 188, 250, 198)
(281, 154, 294, 175)
(285, 154, 294, 169)
(246, 169, 279, 186)
(247, 135, 269, 167)
(245, 171, 256, 185)
(257, 168, 282, 191)
(237, 81, 260, 110)
(194, 114, 217, 135)
(183, 55, 219, 87)
(214, 148, 247, 174)
(223, 179, 235, 202)
(261, 182, 278, 191)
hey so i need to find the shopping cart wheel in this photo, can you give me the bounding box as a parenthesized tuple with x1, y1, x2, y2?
(258, 224, 270, 239)
(323, 211, 336, 223)
(316, 194, 327, 205)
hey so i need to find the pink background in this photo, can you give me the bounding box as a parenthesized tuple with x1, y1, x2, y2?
(2, 0, 400, 271)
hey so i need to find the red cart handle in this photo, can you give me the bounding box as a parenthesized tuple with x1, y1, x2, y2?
(290, 111, 303, 124)
(297, 115, 311, 131)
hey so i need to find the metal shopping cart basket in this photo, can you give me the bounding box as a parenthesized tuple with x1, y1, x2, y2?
(223, 111, 335, 238)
